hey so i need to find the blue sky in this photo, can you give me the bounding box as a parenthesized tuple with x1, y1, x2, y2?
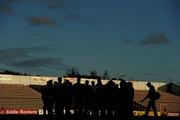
(0, 0, 180, 83)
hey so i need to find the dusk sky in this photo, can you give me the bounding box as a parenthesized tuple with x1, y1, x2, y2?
(0, 0, 180, 84)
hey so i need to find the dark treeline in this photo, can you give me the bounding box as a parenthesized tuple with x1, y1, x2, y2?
(41, 77, 134, 119)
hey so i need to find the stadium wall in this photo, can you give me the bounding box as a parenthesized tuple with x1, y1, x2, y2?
(0, 74, 57, 85)
(0, 74, 167, 90)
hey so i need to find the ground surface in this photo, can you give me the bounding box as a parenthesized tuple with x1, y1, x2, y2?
(0, 115, 179, 120)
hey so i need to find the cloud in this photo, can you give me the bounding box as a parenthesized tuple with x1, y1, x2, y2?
(46, 0, 97, 24)
(10, 58, 68, 70)
(122, 38, 133, 45)
(27, 16, 57, 26)
(0, 45, 55, 63)
(0, 6, 14, 14)
(141, 33, 170, 45)
(0, 45, 68, 72)
(23, 1, 96, 26)
(64, 12, 98, 24)
(122, 33, 171, 46)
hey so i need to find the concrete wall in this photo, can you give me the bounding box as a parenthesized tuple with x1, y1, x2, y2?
(132, 81, 167, 90)
(0, 74, 167, 90)
(63, 77, 167, 90)
(0, 74, 57, 85)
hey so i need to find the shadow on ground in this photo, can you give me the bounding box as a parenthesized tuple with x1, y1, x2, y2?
(0, 115, 179, 120)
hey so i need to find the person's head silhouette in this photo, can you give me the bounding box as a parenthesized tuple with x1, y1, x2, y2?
(146, 82, 152, 87)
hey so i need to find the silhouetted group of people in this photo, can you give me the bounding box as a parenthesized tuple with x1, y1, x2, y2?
(41, 77, 158, 119)
(41, 77, 134, 119)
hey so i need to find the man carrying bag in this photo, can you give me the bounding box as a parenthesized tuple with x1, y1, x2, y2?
(141, 82, 160, 117)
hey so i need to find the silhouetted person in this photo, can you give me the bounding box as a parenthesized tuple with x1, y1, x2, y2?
(41, 80, 54, 116)
(82, 80, 91, 115)
(141, 82, 158, 117)
(63, 80, 73, 115)
(90, 81, 97, 116)
(106, 80, 116, 116)
(119, 79, 128, 119)
(127, 82, 134, 118)
(54, 77, 64, 118)
(73, 77, 83, 115)
(96, 77, 103, 116)
(114, 84, 119, 116)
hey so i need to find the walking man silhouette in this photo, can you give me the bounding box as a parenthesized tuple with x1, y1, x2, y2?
(141, 82, 158, 117)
